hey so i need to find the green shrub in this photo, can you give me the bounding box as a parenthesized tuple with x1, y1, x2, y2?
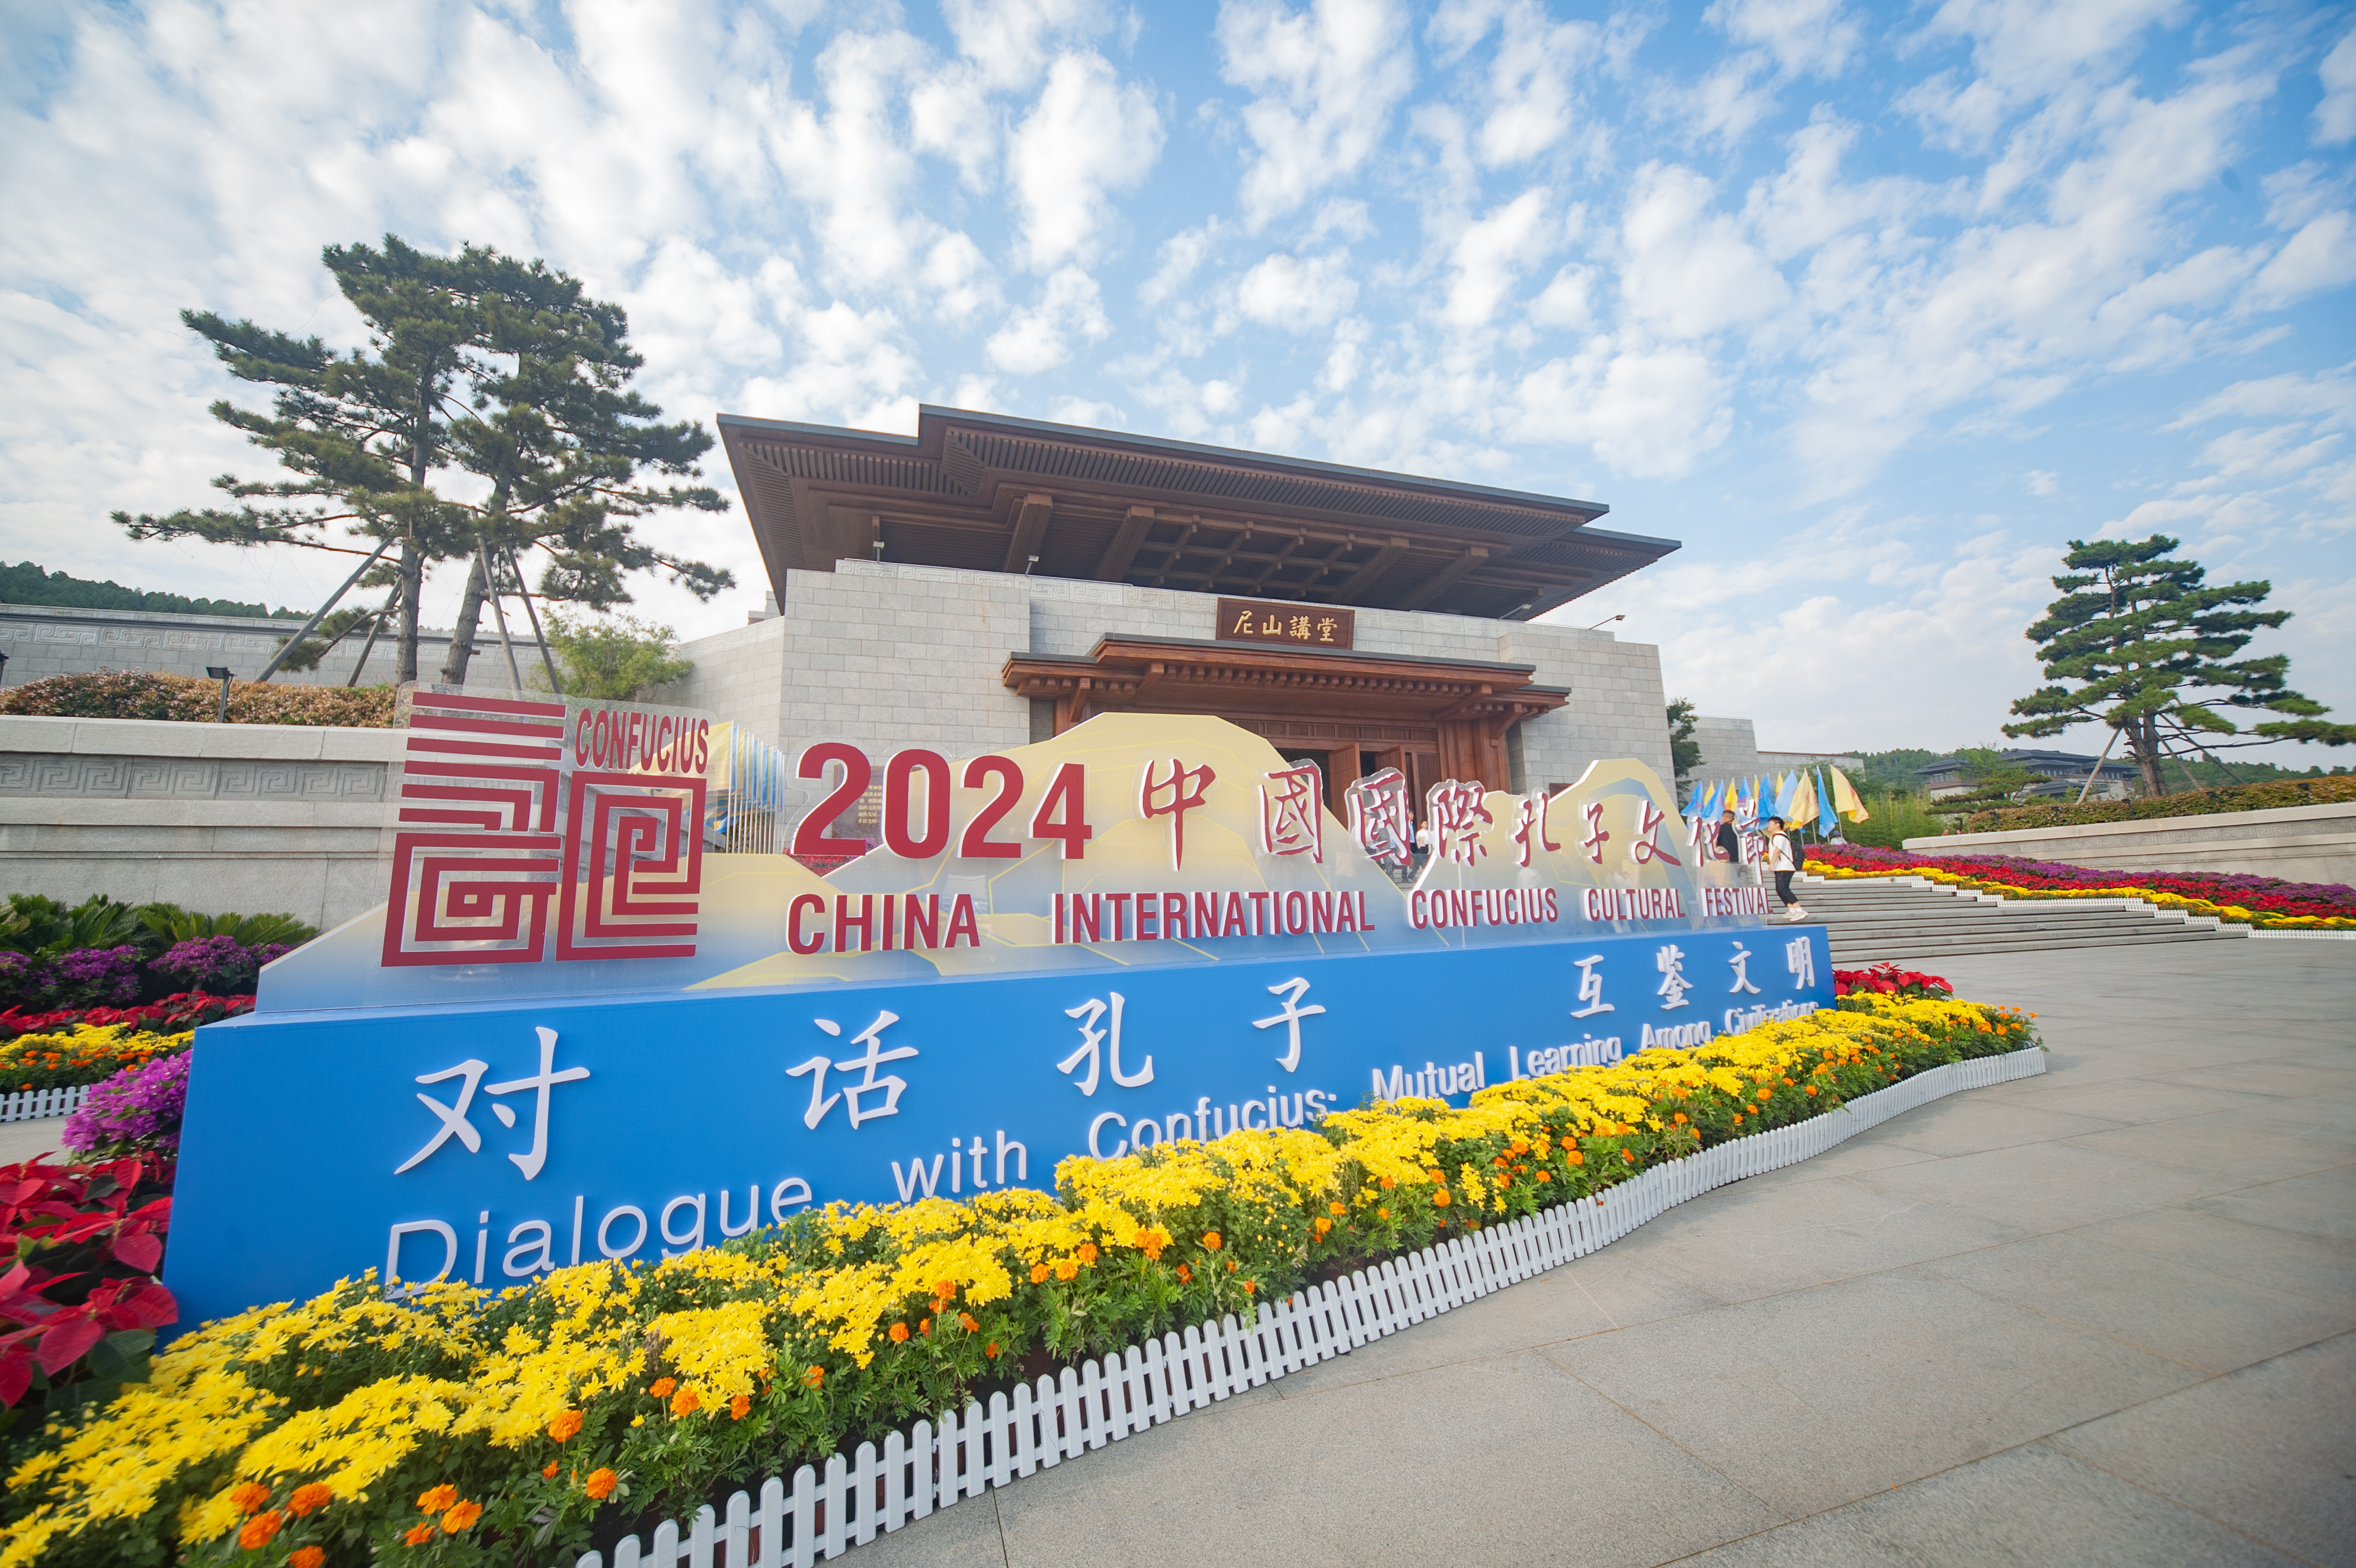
(1843, 791, 1947, 849)
(1955, 773, 2356, 833)
(0, 671, 393, 727)
(136, 904, 318, 948)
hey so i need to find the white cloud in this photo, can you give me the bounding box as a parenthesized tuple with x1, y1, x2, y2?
(1899, 0, 2186, 149)
(1007, 51, 1164, 270)
(2025, 469, 2058, 494)
(2315, 27, 2356, 145)
(1235, 250, 1359, 328)
(1506, 338, 1733, 478)
(1429, 0, 1599, 166)
(1216, 0, 1416, 227)
(942, 0, 1110, 89)
(1441, 187, 1552, 326)
(2245, 211, 2356, 312)
(1706, 0, 1863, 78)
(1141, 223, 1220, 307)
(985, 265, 1113, 372)
(1616, 164, 1791, 340)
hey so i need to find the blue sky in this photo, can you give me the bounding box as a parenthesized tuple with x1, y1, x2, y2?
(3, 0, 2352, 759)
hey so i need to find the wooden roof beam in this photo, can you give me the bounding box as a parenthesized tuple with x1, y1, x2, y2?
(1000, 492, 1055, 574)
(1093, 505, 1155, 580)
(1330, 537, 1410, 604)
(1394, 545, 1491, 610)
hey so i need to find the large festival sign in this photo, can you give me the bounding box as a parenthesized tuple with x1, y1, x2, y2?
(164, 692, 1829, 1330)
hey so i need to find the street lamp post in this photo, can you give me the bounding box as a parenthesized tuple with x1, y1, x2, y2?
(206, 666, 234, 724)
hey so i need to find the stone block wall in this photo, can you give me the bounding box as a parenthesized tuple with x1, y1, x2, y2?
(0, 714, 397, 930)
(0, 603, 522, 692)
(664, 560, 1674, 786)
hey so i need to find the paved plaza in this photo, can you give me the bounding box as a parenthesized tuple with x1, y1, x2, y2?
(860, 940, 2355, 1567)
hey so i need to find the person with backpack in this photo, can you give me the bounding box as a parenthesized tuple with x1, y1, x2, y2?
(1764, 815, 1806, 920)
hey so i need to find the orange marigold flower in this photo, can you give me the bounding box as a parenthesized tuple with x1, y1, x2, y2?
(1076, 1242, 1099, 1265)
(585, 1468, 619, 1500)
(544, 1463, 561, 1479)
(1536, 1170, 1552, 1182)
(1054, 1258, 1078, 1281)
(405, 1522, 438, 1546)
(921, 1317, 933, 1334)
(238, 1512, 283, 1550)
(731, 1394, 752, 1420)
(1672, 1112, 1688, 1125)
(1568, 1152, 1584, 1166)
(933, 1278, 956, 1299)
(1509, 1139, 1529, 1155)
(1329, 1202, 1346, 1216)
(804, 1365, 825, 1388)
(288, 1482, 332, 1517)
(1029, 1263, 1049, 1284)
(985, 1342, 1001, 1358)
(548, 1409, 584, 1443)
(649, 1377, 677, 1399)
(417, 1484, 459, 1513)
(959, 1312, 979, 1332)
(889, 1321, 910, 1343)
(1241, 1281, 1256, 1294)
(229, 1483, 270, 1515)
(1377, 1207, 1391, 1220)
(1491, 1156, 1509, 1169)
(1313, 1217, 1331, 1236)
(443, 1500, 482, 1533)
(1432, 1189, 1452, 1207)
(1176, 1263, 1192, 1281)
(1227, 1258, 1238, 1272)
(1201, 1231, 1223, 1250)
(1379, 1177, 1395, 1190)
(290, 1548, 325, 1568)
(1621, 1148, 1635, 1163)
(670, 1388, 700, 1417)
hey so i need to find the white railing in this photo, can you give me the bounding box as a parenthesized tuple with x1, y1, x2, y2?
(0, 1083, 89, 1125)
(572, 1044, 2048, 1568)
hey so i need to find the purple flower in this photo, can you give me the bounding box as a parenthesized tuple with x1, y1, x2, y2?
(47, 945, 142, 1006)
(62, 1049, 190, 1157)
(0, 950, 43, 1008)
(153, 935, 278, 994)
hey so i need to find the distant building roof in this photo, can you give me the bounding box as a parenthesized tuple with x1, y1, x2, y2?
(1915, 748, 2137, 780)
(716, 406, 1679, 621)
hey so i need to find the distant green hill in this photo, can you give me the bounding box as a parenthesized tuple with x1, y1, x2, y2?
(0, 561, 297, 620)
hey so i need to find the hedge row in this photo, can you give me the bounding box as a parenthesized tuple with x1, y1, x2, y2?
(0, 673, 393, 728)
(1952, 773, 2356, 834)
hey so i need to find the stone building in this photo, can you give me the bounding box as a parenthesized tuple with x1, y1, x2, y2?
(661, 407, 1685, 811)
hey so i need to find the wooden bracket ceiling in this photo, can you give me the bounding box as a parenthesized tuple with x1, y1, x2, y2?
(1000, 493, 1055, 574)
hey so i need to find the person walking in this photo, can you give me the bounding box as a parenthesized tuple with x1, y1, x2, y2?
(1765, 815, 1807, 920)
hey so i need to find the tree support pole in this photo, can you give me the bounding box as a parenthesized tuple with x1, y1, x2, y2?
(346, 581, 402, 687)
(505, 546, 564, 697)
(476, 540, 525, 692)
(2074, 724, 2124, 805)
(255, 536, 396, 683)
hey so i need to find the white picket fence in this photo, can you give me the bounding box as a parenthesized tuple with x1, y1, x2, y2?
(0, 1083, 88, 1125)
(574, 1044, 2047, 1568)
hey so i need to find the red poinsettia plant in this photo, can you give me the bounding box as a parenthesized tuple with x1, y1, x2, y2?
(1833, 963, 1954, 1000)
(0, 1153, 177, 1425)
(0, 989, 254, 1041)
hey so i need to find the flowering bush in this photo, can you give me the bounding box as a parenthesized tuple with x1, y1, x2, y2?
(150, 937, 291, 996)
(1806, 843, 2356, 929)
(61, 1054, 190, 1161)
(0, 995, 2035, 1568)
(0, 992, 253, 1042)
(0, 1155, 177, 1434)
(0, 1026, 192, 1095)
(1833, 964, 1952, 999)
(0, 671, 394, 728)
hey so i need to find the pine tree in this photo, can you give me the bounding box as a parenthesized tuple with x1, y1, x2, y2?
(2005, 535, 2355, 796)
(116, 236, 732, 686)
(1665, 699, 1702, 782)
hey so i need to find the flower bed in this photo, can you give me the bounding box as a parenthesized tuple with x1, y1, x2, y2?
(0, 1026, 193, 1095)
(1806, 843, 2356, 929)
(0, 993, 2035, 1568)
(0, 993, 251, 1042)
(1953, 773, 2356, 833)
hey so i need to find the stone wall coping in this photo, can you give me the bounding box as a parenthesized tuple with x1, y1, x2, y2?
(0, 799, 388, 828)
(0, 713, 402, 762)
(1907, 798, 2356, 851)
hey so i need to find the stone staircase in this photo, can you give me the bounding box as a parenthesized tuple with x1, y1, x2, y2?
(1789, 873, 2252, 966)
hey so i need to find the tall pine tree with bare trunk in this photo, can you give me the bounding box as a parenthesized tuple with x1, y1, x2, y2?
(116, 236, 731, 686)
(2005, 535, 2355, 796)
